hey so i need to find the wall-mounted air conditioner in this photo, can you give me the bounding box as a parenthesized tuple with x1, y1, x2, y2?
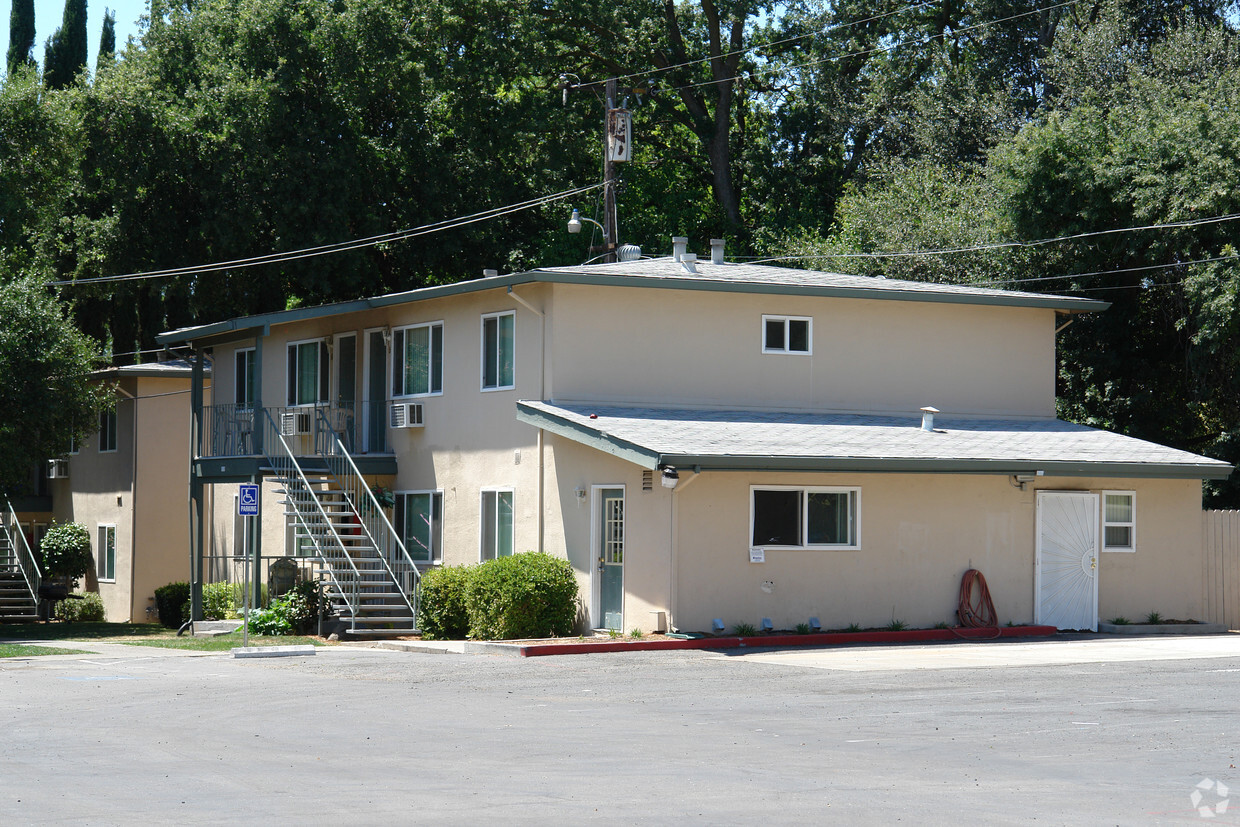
(47, 459, 70, 480)
(281, 411, 313, 436)
(390, 402, 425, 429)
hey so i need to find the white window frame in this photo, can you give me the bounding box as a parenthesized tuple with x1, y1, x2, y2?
(97, 524, 116, 582)
(480, 311, 516, 392)
(391, 321, 444, 399)
(286, 337, 329, 407)
(395, 489, 444, 565)
(235, 347, 256, 409)
(761, 315, 813, 355)
(1101, 490, 1136, 552)
(99, 409, 118, 453)
(479, 487, 515, 561)
(749, 485, 860, 550)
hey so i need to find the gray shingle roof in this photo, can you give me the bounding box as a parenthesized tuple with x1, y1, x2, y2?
(516, 401, 1233, 480)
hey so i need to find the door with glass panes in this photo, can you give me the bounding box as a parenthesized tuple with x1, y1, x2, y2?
(595, 487, 625, 631)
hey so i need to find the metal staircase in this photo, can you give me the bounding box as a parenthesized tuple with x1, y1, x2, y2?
(258, 409, 419, 636)
(1, 498, 41, 623)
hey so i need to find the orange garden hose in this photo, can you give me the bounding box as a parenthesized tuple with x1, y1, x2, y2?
(955, 568, 1001, 638)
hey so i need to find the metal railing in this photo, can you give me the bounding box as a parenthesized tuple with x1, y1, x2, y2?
(316, 408, 419, 618)
(201, 402, 390, 458)
(258, 409, 365, 629)
(2, 497, 41, 601)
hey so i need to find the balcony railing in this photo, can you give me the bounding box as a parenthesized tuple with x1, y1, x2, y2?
(200, 402, 391, 458)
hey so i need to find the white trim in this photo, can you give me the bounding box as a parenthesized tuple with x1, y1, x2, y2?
(1101, 489, 1136, 553)
(749, 484, 861, 550)
(760, 315, 813, 355)
(390, 320, 445, 399)
(590, 484, 626, 630)
(480, 310, 516, 392)
(96, 523, 117, 583)
(479, 487, 515, 562)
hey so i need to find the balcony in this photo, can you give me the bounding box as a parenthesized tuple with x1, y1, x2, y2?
(200, 403, 393, 460)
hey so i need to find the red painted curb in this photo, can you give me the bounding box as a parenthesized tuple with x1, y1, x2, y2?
(514, 625, 1058, 657)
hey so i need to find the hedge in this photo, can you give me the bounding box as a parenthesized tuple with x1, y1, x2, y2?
(154, 581, 190, 628)
(416, 565, 471, 640)
(463, 552, 578, 640)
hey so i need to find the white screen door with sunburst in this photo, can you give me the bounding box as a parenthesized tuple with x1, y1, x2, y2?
(1036, 491, 1099, 632)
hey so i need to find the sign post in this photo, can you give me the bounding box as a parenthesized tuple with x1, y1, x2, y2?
(238, 484, 260, 646)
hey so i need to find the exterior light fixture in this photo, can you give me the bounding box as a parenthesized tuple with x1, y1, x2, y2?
(567, 208, 604, 236)
(574, 486, 587, 504)
(660, 466, 679, 489)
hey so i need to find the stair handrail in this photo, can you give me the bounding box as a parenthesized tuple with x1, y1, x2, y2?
(314, 408, 419, 618)
(258, 409, 363, 626)
(3, 497, 41, 600)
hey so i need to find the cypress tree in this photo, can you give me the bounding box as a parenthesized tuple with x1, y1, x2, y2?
(6, 0, 36, 77)
(97, 7, 116, 71)
(43, 0, 88, 90)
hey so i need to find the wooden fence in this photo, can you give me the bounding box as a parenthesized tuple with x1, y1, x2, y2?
(1203, 510, 1240, 630)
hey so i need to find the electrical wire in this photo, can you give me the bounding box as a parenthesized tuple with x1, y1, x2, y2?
(50, 182, 604, 288)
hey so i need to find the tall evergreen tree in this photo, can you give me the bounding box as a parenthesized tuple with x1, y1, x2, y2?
(5, 0, 36, 77)
(43, 0, 89, 90)
(97, 7, 116, 71)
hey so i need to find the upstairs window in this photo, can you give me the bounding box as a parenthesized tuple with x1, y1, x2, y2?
(481, 311, 515, 390)
(762, 315, 811, 355)
(395, 490, 443, 565)
(235, 348, 256, 409)
(99, 409, 118, 453)
(1102, 491, 1136, 552)
(286, 340, 329, 406)
(392, 322, 443, 398)
(751, 486, 859, 550)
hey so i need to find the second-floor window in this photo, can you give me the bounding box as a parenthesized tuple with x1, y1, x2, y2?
(392, 322, 443, 398)
(235, 348, 256, 409)
(99, 409, 118, 453)
(762, 315, 812, 355)
(481, 311, 515, 390)
(286, 339, 329, 406)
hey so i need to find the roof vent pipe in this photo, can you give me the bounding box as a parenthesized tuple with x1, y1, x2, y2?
(681, 253, 698, 274)
(710, 238, 725, 265)
(672, 236, 688, 262)
(483, 269, 498, 278)
(920, 406, 939, 432)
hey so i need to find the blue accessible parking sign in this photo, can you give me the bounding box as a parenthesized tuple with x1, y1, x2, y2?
(238, 484, 260, 516)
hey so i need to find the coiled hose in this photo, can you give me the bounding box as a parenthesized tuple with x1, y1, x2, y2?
(955, 568, 1001, 638)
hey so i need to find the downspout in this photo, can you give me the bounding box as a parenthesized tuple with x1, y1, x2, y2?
(114, 382, 139, 622)
(508, 286, 546, 554)
(668, 467, 701, 634)
(189, 349, 205, 622)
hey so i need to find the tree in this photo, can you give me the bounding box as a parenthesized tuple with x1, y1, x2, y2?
(43, 0, 89, 90)
(97, 7, 116, 72)
(6, 0, 36, 77)
(0, 278, 109, 495)
(38, 522, 93, 589)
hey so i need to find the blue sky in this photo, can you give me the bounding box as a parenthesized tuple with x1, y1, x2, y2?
(3, 0, 147, 75)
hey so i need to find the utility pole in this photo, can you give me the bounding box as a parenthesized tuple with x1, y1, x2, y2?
(603, 77, 619, 263)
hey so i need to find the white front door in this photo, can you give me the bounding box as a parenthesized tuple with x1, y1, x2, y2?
(1036, 491, 1099, 632)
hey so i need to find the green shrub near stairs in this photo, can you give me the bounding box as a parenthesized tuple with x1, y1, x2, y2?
(464, 552, 579, 641)
(416, 565, 471, 640)
(54, 592, 105, 622)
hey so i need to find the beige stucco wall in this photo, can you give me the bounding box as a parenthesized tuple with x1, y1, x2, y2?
(545, 283, 1057, 417)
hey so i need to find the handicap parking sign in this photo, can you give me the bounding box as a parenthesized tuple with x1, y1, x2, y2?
(238, 484, 260, 516)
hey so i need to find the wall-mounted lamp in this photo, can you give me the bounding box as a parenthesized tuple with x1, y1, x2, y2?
(380, 325, 392, 349)
(660, 466, 679, 489)
(574, 487, 587, 505)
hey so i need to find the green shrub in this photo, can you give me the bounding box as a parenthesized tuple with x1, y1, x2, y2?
(202, 582, 237, 620)
(417, 565, 472, 640)
(732, 623, 757, 637)
(247, 581, 324, 635)
(247, 600, 295, 635)
(154, 582, 190, 628)
(39, 523, 93, 588)
(54, 591, 105, 622)
(230, 581, 268, 611)
(464, 552, 578, 640)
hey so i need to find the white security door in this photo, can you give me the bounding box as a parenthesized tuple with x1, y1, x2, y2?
(1036, 491, 1099, 632)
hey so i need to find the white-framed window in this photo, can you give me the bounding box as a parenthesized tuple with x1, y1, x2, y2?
(395, 490, 443, 564)
(750, 486, 860, 550)
(481, 311, 515, 391)
(98, 409, 118, 453)
(1102, 490, 1136, 552)
(286, 339, 329, 406)
(762, 315, 812, 355)
(97, 524, 116, 582)
(235, 348, 256, 409)
(480, 488, 514, 560)
(392, 322, 443, 398)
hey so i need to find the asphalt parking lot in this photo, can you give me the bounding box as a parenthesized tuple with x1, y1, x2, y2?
(3, 635, 1239, 825)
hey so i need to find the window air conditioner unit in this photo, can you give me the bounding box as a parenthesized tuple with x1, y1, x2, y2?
(47, 459, 70, 480)
(281, 411, 313, 436)
(390, 402, 425, 429)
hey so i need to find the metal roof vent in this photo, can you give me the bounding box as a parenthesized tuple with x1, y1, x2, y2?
(672, 236, 688, 262)
(680, 253, 698, 274)
(617, 244, 642, 262)
(710, 238, 725, 264)
(483, 269, 498, 278)
(920, 406, 940, 432)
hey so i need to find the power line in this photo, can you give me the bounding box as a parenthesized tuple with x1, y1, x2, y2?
(51, 183, 604, 288)
(980, 251, 1240, 289)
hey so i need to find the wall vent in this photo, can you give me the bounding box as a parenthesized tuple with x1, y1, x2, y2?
(642, 470, 653, 491)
